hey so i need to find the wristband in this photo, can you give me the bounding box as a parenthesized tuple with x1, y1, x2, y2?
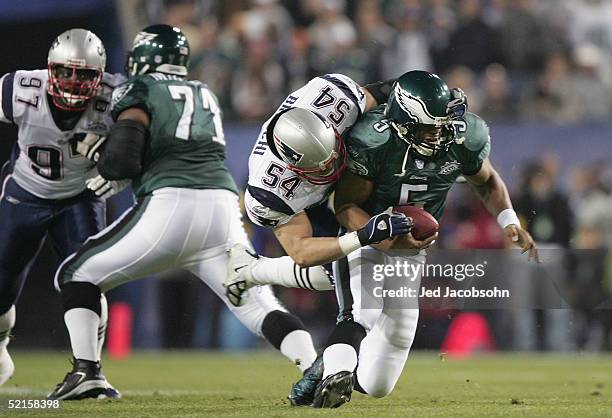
(338, 231, 362, 256)
(497, 208, 520, 229)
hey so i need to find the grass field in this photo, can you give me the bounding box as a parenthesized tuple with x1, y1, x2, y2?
(0, 351, 611, 417)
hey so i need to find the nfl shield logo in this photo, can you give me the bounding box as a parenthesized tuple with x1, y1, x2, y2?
(415, 159, 425, 169)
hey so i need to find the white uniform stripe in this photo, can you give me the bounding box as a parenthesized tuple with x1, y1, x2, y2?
(53, 204, 137, 291)
(0, 74, 7, 123)
(0, 174, 11, 202)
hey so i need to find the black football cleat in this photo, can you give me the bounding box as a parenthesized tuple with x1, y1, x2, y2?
(47, 358, 120, 400)
(312, 371, 354, 408)
(102, 383, 122, 399)
(289, 355, 323, 406)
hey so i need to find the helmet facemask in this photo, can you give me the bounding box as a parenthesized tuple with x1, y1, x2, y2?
(46, 29, 106, 112)
(47, 63, 103, 111)
(389, 119, 456, 158)
(386, 71, 467, 159)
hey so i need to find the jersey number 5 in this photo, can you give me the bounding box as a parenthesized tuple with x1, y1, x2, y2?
(398, 183, 428, 208)
(168, 85, 225, 145)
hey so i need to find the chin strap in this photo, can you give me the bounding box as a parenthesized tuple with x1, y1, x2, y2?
(390, 121, 412, 177)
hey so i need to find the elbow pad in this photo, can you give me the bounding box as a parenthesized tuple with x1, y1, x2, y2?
(98, 119, 148, 180)
(363, 79, 395, 105)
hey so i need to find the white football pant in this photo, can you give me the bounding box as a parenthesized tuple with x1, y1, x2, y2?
(55, 188, 285, 336)
(333, 248, 423, 397)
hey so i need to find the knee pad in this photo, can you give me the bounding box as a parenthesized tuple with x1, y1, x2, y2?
(61, 281, 101, 316)
(261, 310, 305, 349)
(381, 309, 419, 349)
(326, 320, 366, 351)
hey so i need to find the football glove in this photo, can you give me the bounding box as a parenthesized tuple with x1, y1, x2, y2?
(447, 87, 468, 120)
(76, 133, 107, 162)
(357, 212, 412, 246)
(86, 175, 130, 200)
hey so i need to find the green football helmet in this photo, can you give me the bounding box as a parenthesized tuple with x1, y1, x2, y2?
(126, 24, 190, 77)
(386, 70, 466, 158)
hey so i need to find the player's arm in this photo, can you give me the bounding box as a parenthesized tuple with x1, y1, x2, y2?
(0, 73, 16, 124)
(361, 79, 395, 112)
(246, 186, 409, 266)
(334, 171, 435, 251)
(97, 107, 149, 180)
(333, 171, 375, 231)
(273, 213, 349, 267)
(273, 207, 409, 266)
(465, 158, 539, 262)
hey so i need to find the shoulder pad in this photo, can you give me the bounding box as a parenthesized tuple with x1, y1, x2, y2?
(462, 112, 490, 152)
(317, 73, 366, 113)
(345, 106, 392, 149)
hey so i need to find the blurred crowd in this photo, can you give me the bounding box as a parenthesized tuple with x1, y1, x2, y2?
(111, 0, 612, 352)
(120, 0, 612, 122)
(437, 157, 612, 351)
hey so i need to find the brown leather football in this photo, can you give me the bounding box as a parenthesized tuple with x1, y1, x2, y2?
(393, 205, 439, 240)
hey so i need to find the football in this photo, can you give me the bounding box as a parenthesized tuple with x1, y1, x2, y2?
(393, 205, 439, 240)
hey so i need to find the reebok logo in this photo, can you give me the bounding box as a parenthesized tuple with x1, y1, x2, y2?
(377, 221, 388, 231)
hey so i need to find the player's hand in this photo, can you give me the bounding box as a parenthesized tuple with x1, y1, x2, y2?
(504, 224, 540, 263)
(76, 133, 106, 162)
(86, 175, 130, 200)
(448, 87, 468, 120)
(357, 212, 412, 246)
(391, 231, 438, 250)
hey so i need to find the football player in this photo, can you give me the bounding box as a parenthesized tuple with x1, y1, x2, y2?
(310, 70, 539, 407)
(0, 29, 125, 393)
(225, 75, 467, 405)
(224, 75, 413, 306)
(47, 24, 328, 400)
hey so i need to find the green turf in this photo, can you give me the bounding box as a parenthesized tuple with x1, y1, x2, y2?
(0, 351, 611, 417)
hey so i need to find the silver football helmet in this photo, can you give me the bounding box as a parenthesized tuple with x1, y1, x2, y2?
(47, 28, 106, 111)
(272, 108, 347, 185)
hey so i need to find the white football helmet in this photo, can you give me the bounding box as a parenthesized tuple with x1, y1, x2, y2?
(47, 28, 106, 111)
(271, 108, 347, 185)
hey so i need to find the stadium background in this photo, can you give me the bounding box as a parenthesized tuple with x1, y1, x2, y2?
(0, 0, 611, 357)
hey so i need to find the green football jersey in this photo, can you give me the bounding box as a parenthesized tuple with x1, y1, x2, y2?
(110, 73, 238, 197)
(344, 106, 490, 220)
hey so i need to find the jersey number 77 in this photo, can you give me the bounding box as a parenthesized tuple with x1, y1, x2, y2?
(168, 84, 225, 145)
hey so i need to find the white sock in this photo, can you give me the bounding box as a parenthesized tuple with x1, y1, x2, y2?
(0, 306, 16, 348)
(97, 294, 108, 362)
(64, 308, 100, 362)
(280, 330, 317, 372)
(250, 256, 333, 290)
(322, 343, 358, 378)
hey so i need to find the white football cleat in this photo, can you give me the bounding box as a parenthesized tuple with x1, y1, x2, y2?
(224, 244, 259, 307)
(0, 345, 15, 386)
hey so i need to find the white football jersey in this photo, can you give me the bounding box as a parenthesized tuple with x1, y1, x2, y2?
(246, 74, 366, 228)
(0, 70, 125, 199)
